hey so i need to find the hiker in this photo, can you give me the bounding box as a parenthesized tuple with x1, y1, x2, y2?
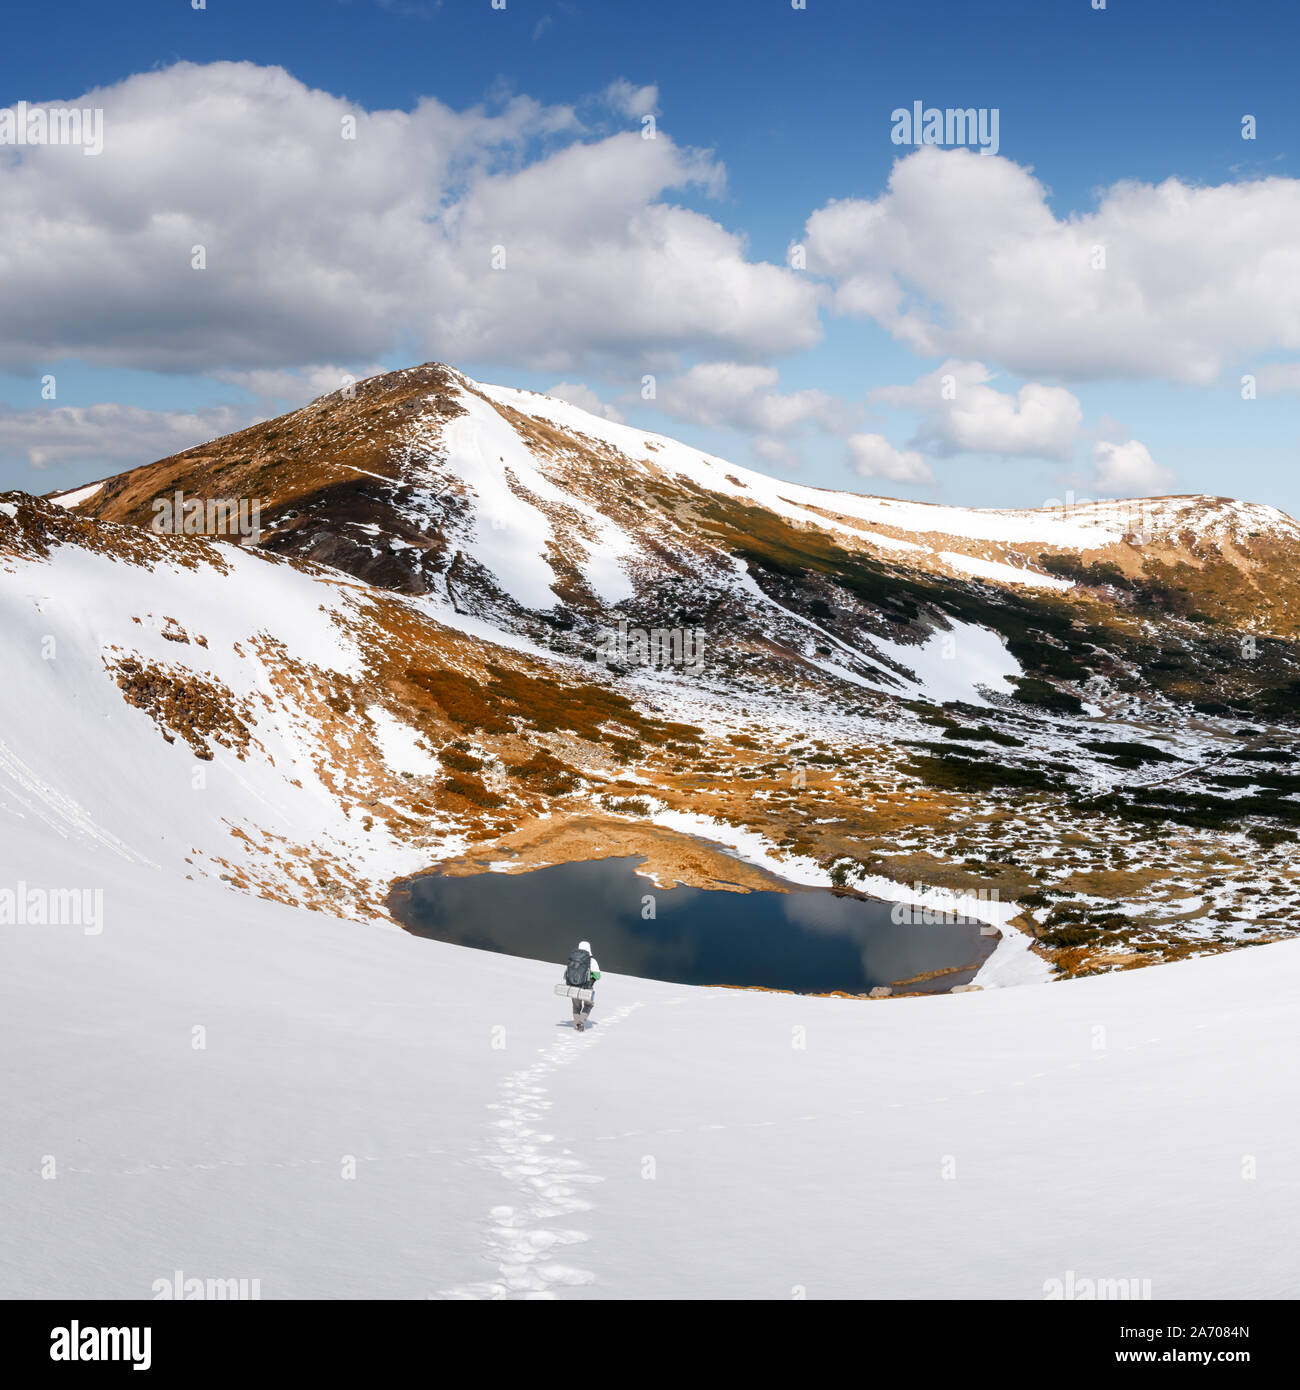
(565, 939, 601, 1031)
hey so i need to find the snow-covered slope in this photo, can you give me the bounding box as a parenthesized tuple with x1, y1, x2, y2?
(3, 798, 1297, 1299)
(0, 504, 444, 915)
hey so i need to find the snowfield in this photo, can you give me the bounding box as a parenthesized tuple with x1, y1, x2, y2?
(2, 790, 1297, 1299)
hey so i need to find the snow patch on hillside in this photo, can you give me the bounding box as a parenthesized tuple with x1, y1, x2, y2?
(939, 550, 1074, 591)
(413, 386, 637, 611)
(367, 706, 440, 778)
(50, 482, 104, 509)
(872, 620, 1021, 707)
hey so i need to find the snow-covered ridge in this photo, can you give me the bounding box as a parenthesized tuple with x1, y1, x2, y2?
(44, 365, 1300, 632)
(1057, 494, 1300, 543)
(471, 376, 1125, 551)
(467, 373, 1300, 552)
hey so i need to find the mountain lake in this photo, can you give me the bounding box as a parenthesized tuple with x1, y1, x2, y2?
(387, 855, 998, 995)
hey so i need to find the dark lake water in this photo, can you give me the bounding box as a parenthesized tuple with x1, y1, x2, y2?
(388, 856, 996, 995)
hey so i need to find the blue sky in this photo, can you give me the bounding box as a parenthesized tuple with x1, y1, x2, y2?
(1, 0, 1297, 511)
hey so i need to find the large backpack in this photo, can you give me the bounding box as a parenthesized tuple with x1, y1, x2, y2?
(565, 948, 592, 987)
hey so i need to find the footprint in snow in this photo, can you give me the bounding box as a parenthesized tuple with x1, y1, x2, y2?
(435, 1002, 641, 1299)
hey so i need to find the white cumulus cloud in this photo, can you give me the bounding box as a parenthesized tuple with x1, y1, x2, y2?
(601, 79, 659, 120)
(845, 433, 935, 485)
(0, 62, 820, 376)
(656, 362, 857, 470)
(870, 360, 1083, 461)
(543, 381, 625, 423)
(1091, 439, 1174, 495)
(658, 362, 854, 435)
(1256, 363, 1300, 394)
(805, 146, 1300, 385)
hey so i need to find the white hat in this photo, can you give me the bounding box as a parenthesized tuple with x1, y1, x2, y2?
(578, 940, 592, 953)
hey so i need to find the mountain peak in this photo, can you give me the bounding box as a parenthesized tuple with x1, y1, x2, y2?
(42, 362, 1300, 649)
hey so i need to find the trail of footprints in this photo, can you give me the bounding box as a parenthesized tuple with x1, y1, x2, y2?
(438, 1002, 643, 1300)
(45, 994, 1237, 1298)
(437, 1000, 1236, 1297)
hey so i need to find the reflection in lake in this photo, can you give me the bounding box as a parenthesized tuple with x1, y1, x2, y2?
(388, 856, 996, 995)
